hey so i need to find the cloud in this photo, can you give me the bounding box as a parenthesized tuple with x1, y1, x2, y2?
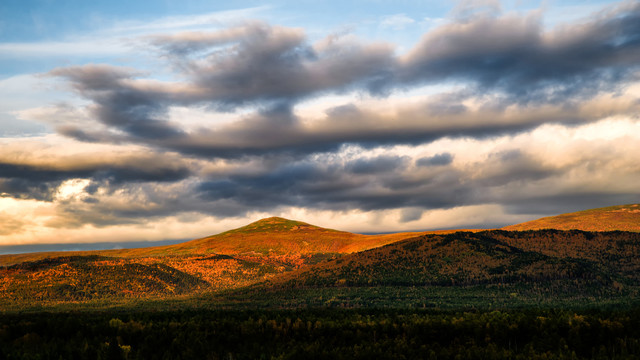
(451, 0, 502, 20)
(2, 2, 640, 242)
(38, 3, 640, 161)
(49, 64, 187, 140)
(147, 25, 260, 56)
(0, 151, 192, 201)
(1, 116, 639, 240)
(416, 153, 453, 167)
(401, 2, 640, 102)
(0, 212, 27, 235)
(159, 21, 396, 106)
(380, 14, 416, 30)
(347, 155, 409, 174)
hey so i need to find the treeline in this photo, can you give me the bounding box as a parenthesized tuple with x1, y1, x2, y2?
(2, 309, 640, 359)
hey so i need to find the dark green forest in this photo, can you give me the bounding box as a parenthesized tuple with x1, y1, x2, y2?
(3, 309, 640, 359)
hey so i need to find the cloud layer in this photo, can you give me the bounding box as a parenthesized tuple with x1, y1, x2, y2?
(3, 1, 640, 244)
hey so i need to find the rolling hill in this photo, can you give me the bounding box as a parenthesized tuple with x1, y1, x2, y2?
(0, 217, 426, 267)
(241, 229, 640, 308)
(264, 230, 619, 289)
(2, 206, 640, 308)
(161, 217, 426, 257)
(503, 204, 640, 232)
(0, 255, 207, 302)
(0, 217, 429, 304)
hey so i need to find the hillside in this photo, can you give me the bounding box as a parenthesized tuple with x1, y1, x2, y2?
(243, 229, 640, 308)
(503, 204, 640, 231)
(0, 217, 424, 267)
(0, 217, 427, 304)
(0, 255, 207, 302)
(266, 231, 614, 289)
(3, 211, 640, 308)
(162, 217, 429, 257)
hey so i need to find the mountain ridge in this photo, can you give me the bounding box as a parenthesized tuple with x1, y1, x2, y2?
(503, 204, 640, 232)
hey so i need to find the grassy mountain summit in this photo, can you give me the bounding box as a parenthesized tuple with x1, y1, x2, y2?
(163, 216, 425, 257)
(221, 217, 331, 234)
(503, 204, 640, 232)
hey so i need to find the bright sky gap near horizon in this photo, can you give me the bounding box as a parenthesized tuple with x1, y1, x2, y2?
(0, 0, 639, 248)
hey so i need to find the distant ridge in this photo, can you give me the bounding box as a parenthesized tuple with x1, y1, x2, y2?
(503, 204, 640, 232)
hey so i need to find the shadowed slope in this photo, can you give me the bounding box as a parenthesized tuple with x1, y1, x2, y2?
(227, 230, 640, 309)
(266, 231, 609, 289)
(504, 204, 640, 232)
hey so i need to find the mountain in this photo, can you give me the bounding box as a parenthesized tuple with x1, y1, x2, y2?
(3, 210, 640, 308)
(265, 230, 614, 289)
(503, 204, 640, 232)
(162, 217, 426, 257)
(0, 217, 425, 267)
(246, 229, 640, 308)
(0, 217, 428, 304)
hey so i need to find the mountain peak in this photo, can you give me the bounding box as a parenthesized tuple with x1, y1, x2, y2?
(223, 217, 321, 235)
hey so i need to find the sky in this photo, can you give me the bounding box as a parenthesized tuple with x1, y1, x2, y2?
(0, 0, 639, 247)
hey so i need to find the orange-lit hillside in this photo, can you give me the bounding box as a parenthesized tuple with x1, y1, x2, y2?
(0, 217, 429, 303)
(503, 204, 640, 232)
(163, 217, 426, 256)
(0, 217, 424, 267)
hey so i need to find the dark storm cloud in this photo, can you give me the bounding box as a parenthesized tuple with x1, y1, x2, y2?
(125, 92, 637, 159)
(346, 155, 409, 174)
(50, 64, 186, 141)
(416, 153, 453, 167)
(0, 158, 192, 200)
(155, 22, 396, 107)
(401, 2, 640, 103)
(0, 160, 190, 184)
(46, 2, 640, 160)
(472, 150, 560, 187)
(35, 138, 639, 229)
(182, 146, 586, 218)
(193, 155, 469, 214)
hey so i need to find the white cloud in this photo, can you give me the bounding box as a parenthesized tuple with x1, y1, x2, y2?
(0, 40, 128, 58)
(380, 14, 416, 30)
(106, 6, 270, 35)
